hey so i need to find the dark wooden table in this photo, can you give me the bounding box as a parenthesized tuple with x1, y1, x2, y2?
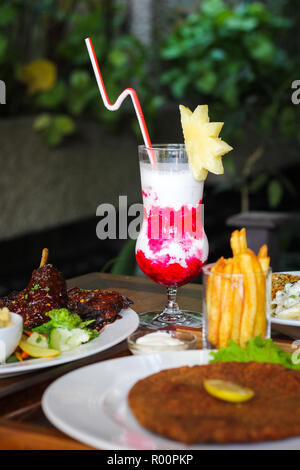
(0, 272, 292, 450)
(0, 272, 206, 450)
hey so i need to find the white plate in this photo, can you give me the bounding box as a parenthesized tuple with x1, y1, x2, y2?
(0, 308, 139, 378)
(42, 350, 300, 450)
(271, 271, 300, 339)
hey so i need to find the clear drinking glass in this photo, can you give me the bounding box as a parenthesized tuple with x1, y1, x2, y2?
(136, 144, 209, 328)
(202, 263, 272, 350)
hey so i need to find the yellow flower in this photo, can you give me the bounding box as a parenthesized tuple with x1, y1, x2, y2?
(18, 59, 57, 94)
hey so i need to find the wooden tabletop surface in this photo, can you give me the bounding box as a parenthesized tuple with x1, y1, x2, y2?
(0, 272, 293, 450)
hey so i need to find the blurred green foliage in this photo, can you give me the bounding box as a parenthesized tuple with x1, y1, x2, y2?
(0, 0, 162, 145)
(161, 0, 300, 209)
(161, 0, 297, 131)
(0, 0, 299, 204)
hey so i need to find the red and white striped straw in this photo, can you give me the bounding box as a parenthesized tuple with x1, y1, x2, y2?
(85, 37, 156, 164)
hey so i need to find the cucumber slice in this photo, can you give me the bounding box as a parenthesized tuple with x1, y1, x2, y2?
(27, 332, 48, 348)
(49, 328, 72, 351)
(67, 328, 90, 348)
(49, 328, 90, 352)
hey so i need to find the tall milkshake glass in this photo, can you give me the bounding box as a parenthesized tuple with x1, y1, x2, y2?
(136, 144, 209, 328)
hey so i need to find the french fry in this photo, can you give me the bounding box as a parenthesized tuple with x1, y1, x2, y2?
(258, 244, 268, 258)
(239, 228, 247, 253)
(230, 230, 241, 257)
(207, 229, 270, 350)
(238, 253, 257, 347)
(256, 245, 270, 273)
(206, 263, 216, 315)
(207, 258, 225, 347)
(249, 253, 267, 338)
(231, 257, 244, 345)
(218, 258, 234, 349)
(258, 256, 270, 275)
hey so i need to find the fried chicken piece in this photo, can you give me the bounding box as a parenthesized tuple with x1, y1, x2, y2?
(67, 288, 133, 331)
(0, 264, 68, 329)
(129, 362, 300, 444)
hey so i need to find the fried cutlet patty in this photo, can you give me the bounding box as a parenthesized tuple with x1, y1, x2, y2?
(128, 362, 300, 444)
(272, 273, 300, 299)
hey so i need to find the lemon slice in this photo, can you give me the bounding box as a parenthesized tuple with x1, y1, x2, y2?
(179, 104, 233, 181)
(203, 379, 254, 403)
(19, 337, 60, 358)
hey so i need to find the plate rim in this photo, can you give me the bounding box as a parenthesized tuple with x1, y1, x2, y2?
(42, 350, 207, 450)
(0, 308, 139, 377)
(42, 349, 300, 450)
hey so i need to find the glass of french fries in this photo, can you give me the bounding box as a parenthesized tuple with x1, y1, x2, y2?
(202, 229, 272, 350)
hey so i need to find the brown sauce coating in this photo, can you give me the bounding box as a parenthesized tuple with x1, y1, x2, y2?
(0, 264, 67, 329)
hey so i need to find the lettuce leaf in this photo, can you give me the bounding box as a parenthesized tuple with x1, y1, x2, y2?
(33, 308, 97, 335)
(210, 336, 300, 370)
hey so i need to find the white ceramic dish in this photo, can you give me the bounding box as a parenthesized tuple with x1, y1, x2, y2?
(271, 271, 300, 339)
(0, 313, 23, 361)
(127, 329, 198, 355)
(0, 308, 138, 378)
(42, 349, 300, 450)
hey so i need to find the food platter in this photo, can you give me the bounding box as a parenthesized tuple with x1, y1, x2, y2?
(0, 308, 139, 378)
(42, 350, 300, 450)
(271, 271, 300, 339)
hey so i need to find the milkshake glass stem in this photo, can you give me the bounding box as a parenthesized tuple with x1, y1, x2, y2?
(156, 287, 187, 324)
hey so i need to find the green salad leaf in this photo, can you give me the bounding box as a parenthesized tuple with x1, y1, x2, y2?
(210, 336, 300, 370)
(33, 308, 98, 339)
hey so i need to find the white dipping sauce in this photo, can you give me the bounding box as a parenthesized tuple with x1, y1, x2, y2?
(136, 331, 184, 347)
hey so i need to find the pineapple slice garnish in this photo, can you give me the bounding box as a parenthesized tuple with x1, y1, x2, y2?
(179, 104, 233, 181)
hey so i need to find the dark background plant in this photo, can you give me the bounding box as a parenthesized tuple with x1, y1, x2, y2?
(0, 0, 163, 145)
(0, 0, 299, 286)
(160, 0, 300, 210)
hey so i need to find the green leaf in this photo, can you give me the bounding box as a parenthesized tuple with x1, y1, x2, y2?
(0, 35, 8, 60)
(33, 308, 96, 334)
(244, 33, 275, 64)
(171, 75, 189, 99)
(195, 70, 218, 94)
(249, 173, 268, 193)
(247, 2, 269, 22)
(279, 107, 297, 138)
(268, 180, 283, 208)
(69, 70, 91, 88)
(259, 104, 278, 132)
(35, 81, 66, 109)
(210, 336, 300, 370)
(146, 95, 165, 115)
(0, 5, 16, 26)
(201, 0, 226, 17)
(108, 48, 128, 68)
(223, 155, 236, 177)
(33, 114, 75, 147)
(33, 113, 52, 131)
(111, 239, 137, 276)
(209, 48, 226, 61)
(53, 115, 75, 135)
(223, 16, 258, 32)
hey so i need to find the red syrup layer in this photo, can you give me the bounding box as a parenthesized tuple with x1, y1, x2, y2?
(144, 202, 203, 242)
(136, 249, 206, 287)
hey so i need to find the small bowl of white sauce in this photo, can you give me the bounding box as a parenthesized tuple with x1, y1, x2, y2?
(127, 328, 198, 355)
(0, 308, 23, 362)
